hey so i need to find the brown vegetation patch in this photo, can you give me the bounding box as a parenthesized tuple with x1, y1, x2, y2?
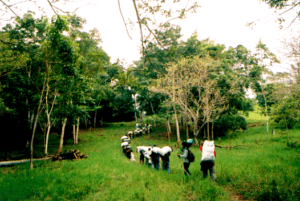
(224, 186, 251, 201)
(52, 149, 88, 161)
(1, 166, 17, 174)
(247, 122, 261, 128)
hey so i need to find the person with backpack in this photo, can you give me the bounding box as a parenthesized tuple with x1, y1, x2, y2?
(158, 146, 172, 173)
(151, 145, 161, 170)
(136, 146, 148, 164)
(177, 142, 193, 176)
(200, 139, 217, 181)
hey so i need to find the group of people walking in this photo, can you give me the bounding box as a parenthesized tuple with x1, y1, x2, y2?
(136, 145, 173, 172)
(120, 123, 153, 161)
(120, 124, 216, 181)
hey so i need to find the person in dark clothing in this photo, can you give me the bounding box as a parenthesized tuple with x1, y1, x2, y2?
(151, 145, 160, 170)
(159, 146, 172, 173)
(125, 146, 133, 159)
(136, 146, 148, 164)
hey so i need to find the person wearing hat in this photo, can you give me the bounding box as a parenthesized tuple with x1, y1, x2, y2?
(177, 142, 191, 176)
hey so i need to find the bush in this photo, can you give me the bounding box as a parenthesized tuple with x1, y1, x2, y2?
(214, 115, 247, 137)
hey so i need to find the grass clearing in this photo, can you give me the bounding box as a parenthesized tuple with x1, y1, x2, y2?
(1, 119, 300, 200)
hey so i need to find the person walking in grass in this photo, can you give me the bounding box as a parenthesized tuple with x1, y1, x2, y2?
(151, 145, 160, 170)
(159, 146, 172, 173)
(136, 146, 148, 164)
(144, 147, 152, 167)
(177, 142, 191, 176)
(200, 139, 216, 181)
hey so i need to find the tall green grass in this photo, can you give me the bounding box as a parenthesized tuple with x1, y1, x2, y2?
(1, 119, 300, 200)
(0, 122, 231, 200)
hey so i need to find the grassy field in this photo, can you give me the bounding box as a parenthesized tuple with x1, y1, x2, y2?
(0, 115, 300, 200)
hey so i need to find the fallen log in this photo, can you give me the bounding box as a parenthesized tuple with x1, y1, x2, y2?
(0, 157, 52, 167)
(215, 145, 249, 149)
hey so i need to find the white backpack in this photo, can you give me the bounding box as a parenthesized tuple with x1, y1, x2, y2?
(201, 140, 215, 162)
(158, 146, 172, 156)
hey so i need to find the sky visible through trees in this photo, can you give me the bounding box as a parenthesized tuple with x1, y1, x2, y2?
(0, 0, 299, 71)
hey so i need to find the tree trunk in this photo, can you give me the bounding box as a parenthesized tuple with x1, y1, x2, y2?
(173, 105, 181, 146)
(185, 117, 189, 140)
(57, 118, 67, 154)
(134, 111, 138, 123)
(73, 124, 76, 145)
(85, 116, 88, 128)
(94, 110, 97, 128)
(30, 75, 47, 169)
(212, 122, 214, 140)
(30, 113, 39, 169)
(140, 110, 143, 122)
(167, 118, 172, 134)
(42, 122, 47, 149)
(150, 101, 156, 127)
(45, 122, 51, 156)
(207, 120, 210, 140)
(193, 117, 199, 145)
(30, 113, 35, 130)
(76, 117, 79, 144)
(262, 88, 269, 138)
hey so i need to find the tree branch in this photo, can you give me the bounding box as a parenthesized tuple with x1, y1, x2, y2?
(118, 0, 132, 40)
(278, 2, 300, 17)
(52, 5, 69, 14)
(132, 0, 146, 58)
(285, 14, 299, 29)
(0, 0, 19, 17)
(46, 0, 62, 20)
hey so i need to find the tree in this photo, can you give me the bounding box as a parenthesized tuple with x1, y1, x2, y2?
(254, 40, 279, 138)
(151, 56, 227, 144)
(269, 33, 300, 134)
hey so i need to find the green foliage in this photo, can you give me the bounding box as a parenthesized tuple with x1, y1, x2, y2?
(272, 96, 300, 129)
(261, 0, 291, 9)
(215, 115, 248, 137)
(256, 83, 276, 108)
(287, 140, 300, 149)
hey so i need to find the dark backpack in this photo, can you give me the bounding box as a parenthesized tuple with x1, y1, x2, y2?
(187, 149, 195, 162)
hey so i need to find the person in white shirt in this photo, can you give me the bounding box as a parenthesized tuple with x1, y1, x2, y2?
(143, 147, 152, 167)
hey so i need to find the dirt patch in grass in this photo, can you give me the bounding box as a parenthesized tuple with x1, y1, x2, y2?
(1, 166, 17, 174)
(224, 186, 251, 201)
